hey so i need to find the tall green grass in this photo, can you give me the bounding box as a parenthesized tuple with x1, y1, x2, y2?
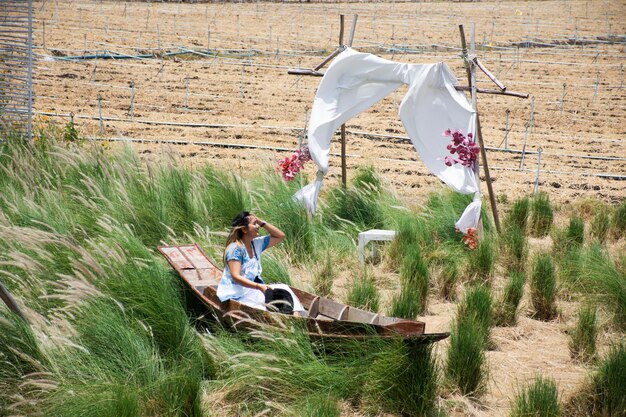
(530, 192, 554, 237)
(510, 376, 561, 417)
(530, 253, 558, 321)
(565, 343, 626, 417)
(612, 200, 626, 240)
(390, 244, 429, 319)
(456, 284, 493, 347)
(504, 196, 530, 232)
(494, 271, 526, 327)
(500, 225, 528, 273)
(560, 244, 626, 331)
(313, 251, 334, 297)
(590, 208, 610, 244)
(345, 267, 380, 312)
(568, 306, 598, 363)
(467, 235, 497, 282)
(445, 316, 488, 396)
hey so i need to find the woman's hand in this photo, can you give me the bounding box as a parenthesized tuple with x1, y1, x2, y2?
(258, 284, 269, 293)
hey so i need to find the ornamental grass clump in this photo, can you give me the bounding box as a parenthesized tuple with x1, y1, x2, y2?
(457, 284, 493, 347)
(387, 212, 430, 269)
(569, 306, 598, 363)
(363, 339, 439, 416)
(467, 235, 497, 283)
(590, 208, 610, 244)
(560, 244, 626, 331)
(611, 199, 626, 240)
(345, 266, 380, 313)
(429, 247, 461, 301)
(445, 315, 488, 396)
(494, 271, 526, 327)
(510, 376, 561, 417)
(504, 196, 530, 231)
(530, 253, 558, 321)
(530, 192, 554, 237)
(313, 251, 335, 297)
(565, 343, 626, 417)
(566, 216, 585, 249)
(500, 224, 528, 273)
(390, 244, 429, 319)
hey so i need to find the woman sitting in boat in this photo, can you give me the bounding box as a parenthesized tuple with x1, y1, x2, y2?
(216, 211, 304, 314)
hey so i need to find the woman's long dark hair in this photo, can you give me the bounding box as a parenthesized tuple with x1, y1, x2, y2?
(223, 211, 251, 264)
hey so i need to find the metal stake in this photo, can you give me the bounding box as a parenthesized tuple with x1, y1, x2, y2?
(98, 94, 104, 135)
(520, 123, 530, 169)
(533, 147, 543, 194)
(129, 81, 135, 118)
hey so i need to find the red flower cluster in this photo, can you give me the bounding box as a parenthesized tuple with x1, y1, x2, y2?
(462, 227, 479, 250)
(443, 128, 480, 169)
(276, 145, 311, 181)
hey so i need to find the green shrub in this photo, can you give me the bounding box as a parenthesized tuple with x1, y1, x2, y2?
(510, 376, 561, 417)
(467, 235, 497, 282)
(495, 271, 526, 326)
(505, 196, 530, 231)
(345, 267, 380, 312)
(569, 306, 598, 363)
(445, 316, 488, 396)
(590, 208, 610, 244)
(530, 253, 558, 321)
(530, 192, 553, 237)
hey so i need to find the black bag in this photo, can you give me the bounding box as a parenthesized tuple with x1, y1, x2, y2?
(264, 288, 294, 315)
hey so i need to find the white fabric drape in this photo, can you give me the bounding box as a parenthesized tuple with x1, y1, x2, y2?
(295, 48, 482, 232)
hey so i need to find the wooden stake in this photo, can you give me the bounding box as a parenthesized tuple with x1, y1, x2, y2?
(339, 14, 346, 187)
(459, 24, 501, 233)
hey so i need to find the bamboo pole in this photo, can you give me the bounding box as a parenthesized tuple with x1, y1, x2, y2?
(459, 24, 501, 233)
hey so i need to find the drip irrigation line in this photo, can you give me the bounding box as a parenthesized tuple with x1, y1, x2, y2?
(81, 135, 624, 180)
(86, 135, 359, 158)
(37, 111, 626, 163)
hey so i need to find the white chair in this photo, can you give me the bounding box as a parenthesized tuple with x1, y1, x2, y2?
(357, 229, 396, 264)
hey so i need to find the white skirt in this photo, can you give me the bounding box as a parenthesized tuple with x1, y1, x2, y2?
(238, 284, 305, 313)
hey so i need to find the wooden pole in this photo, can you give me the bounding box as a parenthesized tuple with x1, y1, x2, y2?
(0, 281, 26, 320)
(459, 24, 501, 233)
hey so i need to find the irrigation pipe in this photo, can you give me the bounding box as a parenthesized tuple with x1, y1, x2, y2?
(38, 111, 626, 163)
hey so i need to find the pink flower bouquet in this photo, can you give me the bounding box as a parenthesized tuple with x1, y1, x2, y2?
(443, 128, 480, 170)
(277, 145, 311, 181)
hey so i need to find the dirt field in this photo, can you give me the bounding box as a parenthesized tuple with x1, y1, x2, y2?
(33, 1, 625, 416)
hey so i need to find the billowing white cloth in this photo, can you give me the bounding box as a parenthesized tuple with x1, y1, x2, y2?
(295, 48, 481, 232)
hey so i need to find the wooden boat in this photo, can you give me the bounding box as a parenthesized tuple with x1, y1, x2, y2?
(158, 243, 448, 344)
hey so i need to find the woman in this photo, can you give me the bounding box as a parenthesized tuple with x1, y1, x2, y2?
(216, 211, 303, 313)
